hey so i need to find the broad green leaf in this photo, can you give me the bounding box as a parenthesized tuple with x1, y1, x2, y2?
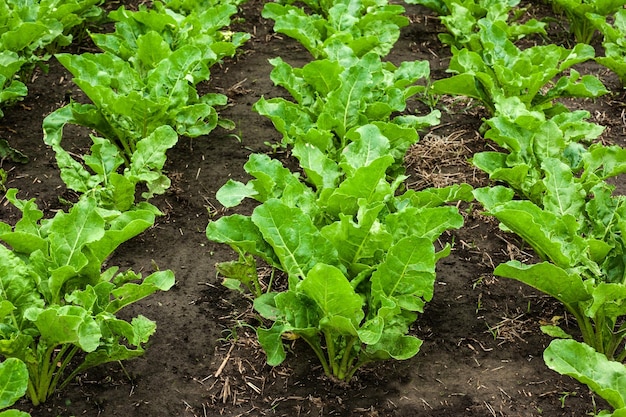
(322, 156, 394, 217)
(321, 200, 391, 271)
(318, 56, 373, 137)
(293, 140, 341, 190)
(371, 236, 436, 311)
(0, 246, 43, 328)
(107, 270, 175, 313)
(302, 59, 342, 97)
(27, 306, 101, 352)
(584, 283, 626, 322)
(48, 197, 104, 270)
(215, 180, 257, 207)
(252, 199, 339, 280)
(299, 264, 364, 330)
(541, 158, 586, 217)
(340, 124, 391, 174)
(545, 339, 626, 410)
(206, 214, 279, 266)
(256, 322, 289, 366)
(494, 261, 590, 305)
(386, 206, 464, 243)
(0, 358, 28, 409)
(87, 209, 155, 263)
(475, 190, 586, 268)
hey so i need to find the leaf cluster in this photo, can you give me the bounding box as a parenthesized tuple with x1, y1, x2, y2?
(549, 0, 625, 44)
(0, 189, 175, 406)
(588, 9, 626, 87)
(431, 19, 607, 116)
(208, 141, 473, 380)
(254, 47, 440, 173)
(407, 0, 546, 49)
(0, 0, 103, 120)
(42, 0, 249, 204)
(261, 0, 409, 59)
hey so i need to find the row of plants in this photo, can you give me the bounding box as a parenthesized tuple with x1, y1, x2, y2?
(206, 0, 474, 382)
(0, 0, 250, 414)
(406, 0, 626, 415)
(208, 0, 626, 413)
(1, 0, 625, 413)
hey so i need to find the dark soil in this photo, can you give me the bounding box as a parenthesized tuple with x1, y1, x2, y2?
(2, 1, 625, 416)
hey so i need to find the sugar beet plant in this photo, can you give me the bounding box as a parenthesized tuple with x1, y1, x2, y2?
(254, 44, 441, 169)
(0, 0, 104, 163)
(207, 129, 473, 380)
(471, 93, 626, 361)
(42, 0, 249, 202)
(471, 97, 606, 203)
(406, 0, 546, 50)
(44, 0, 248, 162)
(431, 19, 608, 116)
(548, 0, 625, 44)
(0, 0, 103, 111)
(0, 189, 175, 405)
(262, 0, 409, 59)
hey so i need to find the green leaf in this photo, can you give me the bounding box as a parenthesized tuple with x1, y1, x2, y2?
(545, 339, 626, 410)
(0, 246, 43, 328)
(0, 358, 28, 409)
(540, 325, 573, 339)
(206, 214, 279, 266)
(107, 270, 175, 313)
(251, 200, 339, 280)
(322, 155, 394, 217)
(541, 158, 586, 217)
(48, 197, 104, 270)
(299, 264, 364, 331)
(494, 261, 590, 306)
(371, 236, 437, 312)
(128, 125, 179, 199)
(27, 306, 101, 352)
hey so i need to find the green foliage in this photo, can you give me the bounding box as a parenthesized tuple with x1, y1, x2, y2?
(545, 339, 626, 416)
(472, 97, 606, 202)
(0, 358, 30, 417)
(261, 0, 409, 59)
(90, 1, 249, 69)
(50, 48, 223, 166)
(475, 177, 626, 360)
(549, 0, 625, 44)
(254, 49, 440, 174)
(0, 51, 27, 117)
(588, 9, 626, 87)
(420, 0, 546, 49)
(431, 19, 607, 115)
(43, 110, 179, 206)
(0, 189, 175, 405)
(0, 0, 103, 61)
(207, 131, 473, 380)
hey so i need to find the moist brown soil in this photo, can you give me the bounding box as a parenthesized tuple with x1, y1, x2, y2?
(2, 1, 625, 416)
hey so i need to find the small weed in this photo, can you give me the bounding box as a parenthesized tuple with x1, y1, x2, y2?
(559, 391, 577, 408)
